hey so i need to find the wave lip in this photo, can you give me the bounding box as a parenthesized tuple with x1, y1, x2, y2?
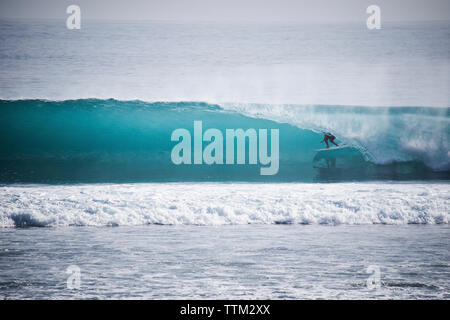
(1, 183, 448, 228)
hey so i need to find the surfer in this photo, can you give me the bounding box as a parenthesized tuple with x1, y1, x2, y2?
(320, 132, 339, 149)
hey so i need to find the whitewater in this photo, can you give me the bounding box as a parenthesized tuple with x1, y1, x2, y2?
(1, 183, 448, 228)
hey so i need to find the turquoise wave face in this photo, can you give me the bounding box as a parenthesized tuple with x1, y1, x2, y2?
(0, 99, 447, 183)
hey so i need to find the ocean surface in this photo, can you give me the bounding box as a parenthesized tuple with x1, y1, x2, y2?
(0, 224, 449, 299)
(0, 19, 449, 299)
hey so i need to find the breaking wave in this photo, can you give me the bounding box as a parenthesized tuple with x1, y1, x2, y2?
(0, 99, 448, 183)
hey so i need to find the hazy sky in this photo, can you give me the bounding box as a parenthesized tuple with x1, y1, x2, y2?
(1, 0, 449, 23)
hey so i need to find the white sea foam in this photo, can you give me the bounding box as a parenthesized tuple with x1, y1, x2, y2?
(1, 183, 448, 227)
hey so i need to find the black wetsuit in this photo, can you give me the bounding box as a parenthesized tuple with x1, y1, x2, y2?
(324, 133, 335, 142)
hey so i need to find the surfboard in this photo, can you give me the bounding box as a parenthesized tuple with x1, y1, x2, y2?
(314, 145, 349, 152)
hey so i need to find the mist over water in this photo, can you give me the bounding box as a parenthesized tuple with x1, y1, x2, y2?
(0, 20, 449, 106)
